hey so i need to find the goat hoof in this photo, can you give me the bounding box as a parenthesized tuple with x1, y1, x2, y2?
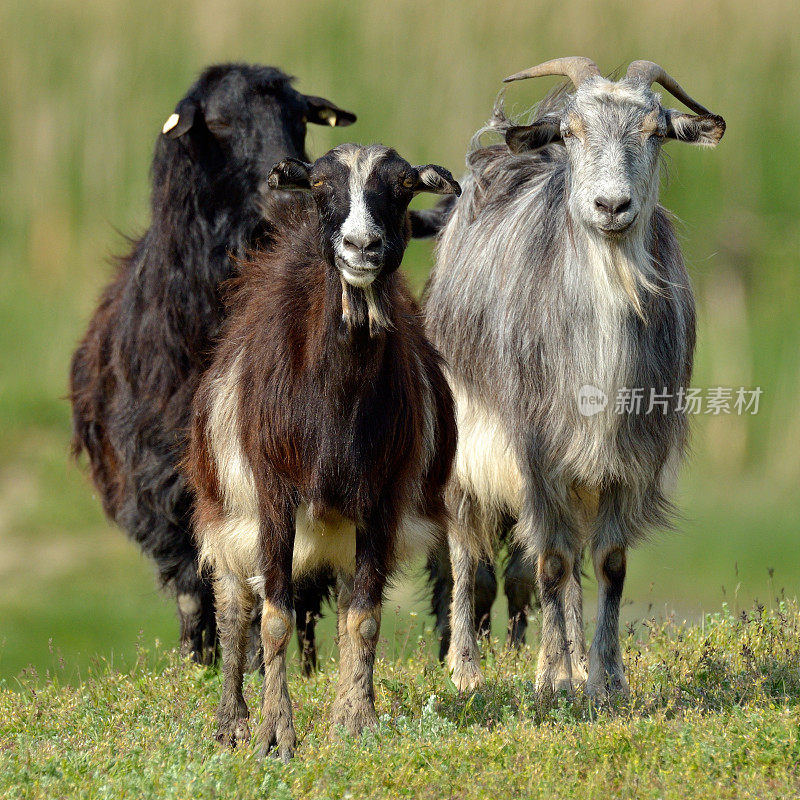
(585, 674, 631, 703)
(586, 663, 630, 701)
(535, 664, 575, 697)
(331, 697, 378, 738)
(257, 733, 296, 762)
(571, 657, 589, 688)
(257, 736, 295, 762)
(180, 632, 217, 666)
(215, 717, 251, 748)
(255, 714, 296, 761)
(448, 658, 485, 693)
(274, 745, 294, 764)
(554, 676, 573, 693)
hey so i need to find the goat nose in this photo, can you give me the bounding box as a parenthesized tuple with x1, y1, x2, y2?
(594, 195, 632, 216)
(343, 233, 382, 254)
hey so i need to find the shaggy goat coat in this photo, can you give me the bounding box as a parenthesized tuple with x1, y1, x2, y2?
(188, 193, 456, 589)
(69, 64, 355, 664)
(425, 79, 705, 694)
(185, 170, 457, 758)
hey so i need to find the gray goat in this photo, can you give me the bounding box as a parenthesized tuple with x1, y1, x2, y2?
(424, 57, 725, 696)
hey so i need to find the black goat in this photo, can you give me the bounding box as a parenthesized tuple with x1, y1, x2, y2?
(69, 63, 356, 668)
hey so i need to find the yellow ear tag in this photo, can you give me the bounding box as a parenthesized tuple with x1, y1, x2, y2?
(327, 114, 337, 127)
(162, 113, 180, 134)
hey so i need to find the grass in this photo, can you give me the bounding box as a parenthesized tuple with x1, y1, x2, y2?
(3, 602, 800, 799)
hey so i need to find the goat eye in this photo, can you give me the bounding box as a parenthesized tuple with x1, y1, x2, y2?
(311, 178, 324, 187)
(562, 129, 573, 139)
(402, 175, 415, 189)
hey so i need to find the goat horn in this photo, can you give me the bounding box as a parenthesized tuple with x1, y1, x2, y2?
(625, 60, 712, 116)
(503, 57, 601, 89)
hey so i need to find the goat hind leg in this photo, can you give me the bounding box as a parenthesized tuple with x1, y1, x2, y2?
(426, 541, 452, 663)
(133, 504, 216, 664)
(122, 475, 217, 664)
(504, 540, 535, 647)
(474, 556, 497, 641)
(173, 554, 217, 665)
(294, 570, 331, 677)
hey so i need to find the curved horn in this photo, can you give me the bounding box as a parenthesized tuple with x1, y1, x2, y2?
(626, 60, 712, 115)
(503, 57, 601, 89)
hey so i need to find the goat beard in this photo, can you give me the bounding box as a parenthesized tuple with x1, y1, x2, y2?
(340, 275, 393, 337)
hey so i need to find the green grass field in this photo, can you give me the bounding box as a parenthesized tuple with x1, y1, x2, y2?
(1, 1, 799, 795)
(1, 0, 798, 681)
(3, 604, 799, 799)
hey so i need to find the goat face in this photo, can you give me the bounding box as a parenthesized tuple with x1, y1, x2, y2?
(268, 144, 460, 287)
(161, 63, 357, 196)
(505, 69, 725, 240)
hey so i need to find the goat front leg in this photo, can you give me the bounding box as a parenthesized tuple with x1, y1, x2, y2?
(256, 509, 297, 761)
(565, 552, 588, 686)
(587, 505, 630, 699)
(331, 520, 388, 737)
(525, 492, 580, 696)
(446, 529, 484, 691)
(213, 572, 255, 747)
(535, 546, 576, 695)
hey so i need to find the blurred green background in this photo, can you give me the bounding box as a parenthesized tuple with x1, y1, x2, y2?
(1, 0, 798, 681)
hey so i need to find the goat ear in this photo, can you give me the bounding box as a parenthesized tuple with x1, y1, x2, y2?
(161, 99, 197, 139)
(268, 158, 312, 191)
(505, 118, 562, 154)
(305, 95, 357, 127)
(665, 111, 726, 147)
(414, 165, 461, 197)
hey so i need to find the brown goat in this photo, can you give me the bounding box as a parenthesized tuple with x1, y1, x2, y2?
(186, 144, 460, 759)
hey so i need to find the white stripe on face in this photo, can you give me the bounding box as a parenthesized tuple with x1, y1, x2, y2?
(335, 147, 387, 286)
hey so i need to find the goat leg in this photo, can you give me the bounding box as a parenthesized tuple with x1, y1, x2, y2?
(535, 543, 576, 696)
(426, 543, 453, 663)
(474, 557, 497, 641)
(294, 571, 331, 676)
(565, 552, 588, 685)
(213, 573, 254, 747)
(587, 540, 629, 699)
(446, 530, 484, 691)
(331, 522, 387, 736)
(334, 573, 355, 692)
(256, 511, 297, 762)
(504, 540, 536, 647)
